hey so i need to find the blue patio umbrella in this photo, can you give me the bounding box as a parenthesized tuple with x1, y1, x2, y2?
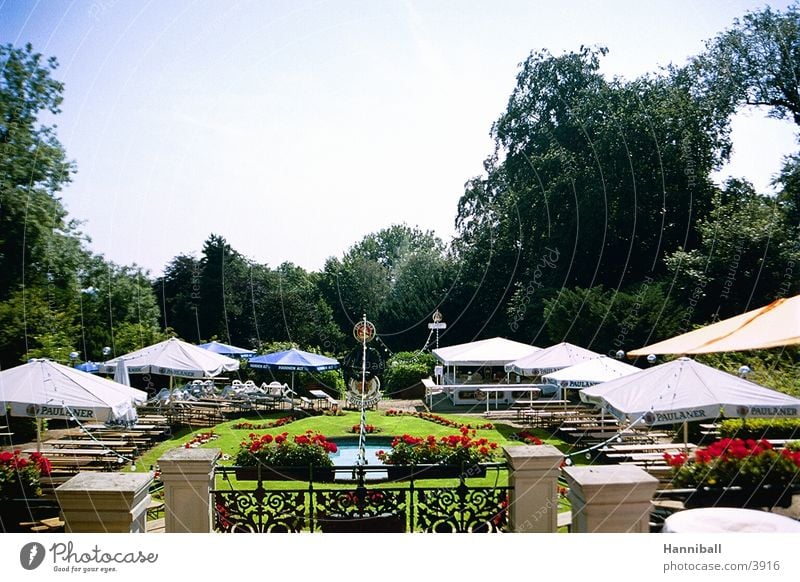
(197, 340, 256, 359)
(75, 361, 100, 373)
(248, 348, 340, 391)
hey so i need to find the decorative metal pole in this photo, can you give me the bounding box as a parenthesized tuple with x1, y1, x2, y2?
(352, 315, 376, 485)
(358, 315, 368, 473)
(428, 309, 446, 350)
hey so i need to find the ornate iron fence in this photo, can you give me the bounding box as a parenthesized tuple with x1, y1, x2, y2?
(212, 464, 510, 533)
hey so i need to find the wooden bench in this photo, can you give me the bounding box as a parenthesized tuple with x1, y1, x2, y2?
(19, 516, 64, 533)
(606, 452, 676, 463)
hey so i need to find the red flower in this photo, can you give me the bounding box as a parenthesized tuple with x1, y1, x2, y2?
(36, 457, 51, 475)
(663, 452, 688, 467)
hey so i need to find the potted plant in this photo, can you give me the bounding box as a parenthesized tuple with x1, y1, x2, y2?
(233, 430, 338, 482)
(0, 449, 55, 532)
(376, 427, 499, 480)
(664, 438, 800, 508)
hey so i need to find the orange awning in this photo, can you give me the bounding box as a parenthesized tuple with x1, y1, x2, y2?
(628, 295, 800, 356)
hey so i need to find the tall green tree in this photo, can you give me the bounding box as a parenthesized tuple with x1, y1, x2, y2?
(453, 47, 731, 342)
(320, 224, 455, 351)
(0, 43, 76, 300)
(541, 284, 683, 354)
(196, 234, 253, 345)
(154, 253, 203, 342)
(694, 4, 800, 128)
(78, 256, 164, 359)
(666, 178, 800, 325)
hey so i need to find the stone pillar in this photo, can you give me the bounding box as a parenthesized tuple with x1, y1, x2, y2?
(158, 448, 220, 533)
(502, 444, 564, 533)
(562, 465, 659, 533)
(56, 472, 152, 533)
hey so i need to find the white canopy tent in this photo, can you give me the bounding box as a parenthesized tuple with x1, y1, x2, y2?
(100, 337, 240, 380)
(581, 357, 800, 427)
(0, 359, 148, 448)
(430, 337, 540, 405)
(542, 356, 640, 389)
(433, 337, 540, 367)
(504, 342, 601, 376)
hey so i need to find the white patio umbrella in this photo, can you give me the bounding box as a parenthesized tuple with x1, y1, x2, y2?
(581, 357, 800, 443)
(542, 356, 640, 389)
(504, 342, 602, 376)
(0, 359, 147, 449)
(100, 337, 240, 382)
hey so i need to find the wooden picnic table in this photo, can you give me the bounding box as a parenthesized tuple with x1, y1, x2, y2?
(82, 423, 157, 431)
(605, 452, 683, 464)
(559, 419, 619, 428)
(24, 447, 116, 458)
(517, 408, 587, 426)
(43, 439, 138, 455)
(308, 389, 337, 409)
(511, 399, 569, 408)
(24, 447, 126, 472)
(601, 442, 697, 453)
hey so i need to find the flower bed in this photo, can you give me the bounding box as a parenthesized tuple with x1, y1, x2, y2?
(232, 416, 296, 431)
(347, 424, 381, 434)
(513, 431, 543, 445)
(183, 431, 219, 448)
(384, 409, 494, 430)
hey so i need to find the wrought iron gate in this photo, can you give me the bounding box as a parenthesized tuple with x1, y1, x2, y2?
(212, 464, 510, 533)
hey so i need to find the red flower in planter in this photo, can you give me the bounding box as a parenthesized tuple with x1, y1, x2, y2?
(668, 438, 800, 488)
(235, 430, 337, 467)
(379, 430, 499, 466)
(0, 450, 52, 499)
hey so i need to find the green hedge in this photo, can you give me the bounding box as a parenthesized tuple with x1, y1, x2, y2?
(383, 351, 436, 394)
(718, 418, 800, 440)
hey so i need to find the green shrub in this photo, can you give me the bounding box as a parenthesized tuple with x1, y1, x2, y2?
(382, 351, 436, 394)
(718, 418, 800, 440)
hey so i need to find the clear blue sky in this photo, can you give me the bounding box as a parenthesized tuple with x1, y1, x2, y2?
(1, 1, 796, 276)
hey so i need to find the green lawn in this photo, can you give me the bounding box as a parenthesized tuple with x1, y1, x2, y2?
(137, 409, 576, 525)
(133, 409, 577, 474)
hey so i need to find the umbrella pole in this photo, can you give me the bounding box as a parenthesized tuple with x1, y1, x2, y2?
(683, 421, 689, 451)
(35, 417, 42, 453)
